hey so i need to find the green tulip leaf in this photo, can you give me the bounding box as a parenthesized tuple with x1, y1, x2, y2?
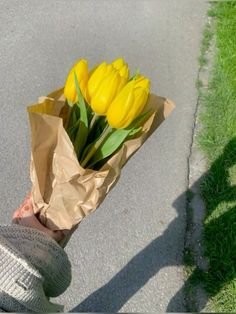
(69, 107, 78, 128)
(128, 126, 142, 137)
(80, 136, 99, 162)
(88, 128, 132, 168)
(74, 72, 88, 129)
(86, 101, 93, 123)
(73, 72, 89, 159)
(88, 109, 154, 168)
(72, 110, 77, 125)
(129, 67, 140, 81)
(67, 118, 80, 142)
(74, 103, 81, 120)
(74, 121, 88, 160)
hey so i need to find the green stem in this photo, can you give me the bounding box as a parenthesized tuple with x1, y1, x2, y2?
(81, 125, 112, 168)
(89, 113, 99, 132)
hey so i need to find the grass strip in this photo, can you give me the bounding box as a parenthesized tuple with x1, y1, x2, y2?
(197, 2, 236, 311)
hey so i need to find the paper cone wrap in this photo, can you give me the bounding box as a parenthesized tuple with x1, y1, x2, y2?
(27, 88, 175, 230)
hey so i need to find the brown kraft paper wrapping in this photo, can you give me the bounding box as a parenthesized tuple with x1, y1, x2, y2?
(27, 88, 175, 231)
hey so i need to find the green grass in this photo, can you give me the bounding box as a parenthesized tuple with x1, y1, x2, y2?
(198, 21, 214, 67)
(197, 2, 236, 311)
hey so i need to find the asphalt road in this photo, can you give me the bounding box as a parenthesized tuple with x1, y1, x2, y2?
(0, 0, 208, 311)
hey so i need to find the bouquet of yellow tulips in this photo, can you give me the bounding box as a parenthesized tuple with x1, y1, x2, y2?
(63, 58, 151, 170)
(27, 57, 174, 234)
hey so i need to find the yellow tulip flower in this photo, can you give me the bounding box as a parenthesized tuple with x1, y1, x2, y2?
(64, 59, 89, 104)
(106, 76, 150, 129)
(90, 68, 120, 115)
(87, 58, 129, 115)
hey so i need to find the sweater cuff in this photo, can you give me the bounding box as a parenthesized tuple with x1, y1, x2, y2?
(0, 225, 71, 297)
(0, 228, 63, 312)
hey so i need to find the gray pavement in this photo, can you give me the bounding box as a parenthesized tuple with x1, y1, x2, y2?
(0, 0, 208, 311)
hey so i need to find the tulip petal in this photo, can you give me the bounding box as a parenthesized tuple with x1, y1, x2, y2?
(106, 81, 135, 128)
(112, 58, 125, 70)
(88, 62, 107, 98)
(134, 76, 150, 90)
(90, 70, 120, 115)
(64, 69, 77, 103)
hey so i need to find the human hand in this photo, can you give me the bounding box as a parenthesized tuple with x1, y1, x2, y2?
(12, 194, 64, 243)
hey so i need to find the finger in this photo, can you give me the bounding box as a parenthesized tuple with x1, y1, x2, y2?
(20, 204, 33, 218)
(17, 215, 64, 242)
(13, 193, 64, 243)
(13, 193, 32, 219)
(13, 206, 24, 219)
(19, 199, 34, 218)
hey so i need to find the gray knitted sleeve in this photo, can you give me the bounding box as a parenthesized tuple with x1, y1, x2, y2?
(0, 225, 72, 312)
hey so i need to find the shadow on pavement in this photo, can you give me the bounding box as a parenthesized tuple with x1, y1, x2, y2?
(70, 195, 186, 312)
(167, 137, 236, 311)
(71, 138, 236, 312)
